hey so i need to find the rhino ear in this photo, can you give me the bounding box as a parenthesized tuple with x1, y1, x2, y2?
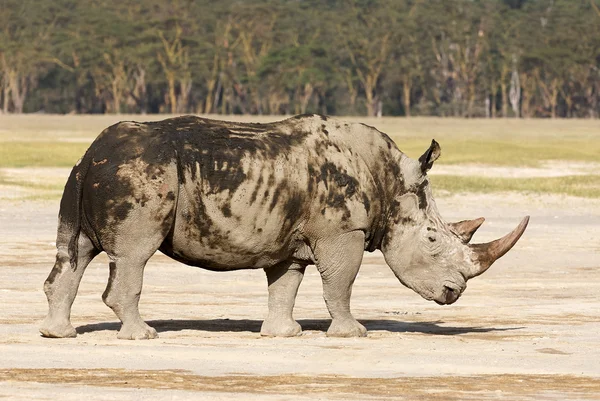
(418, 139, 441, 173)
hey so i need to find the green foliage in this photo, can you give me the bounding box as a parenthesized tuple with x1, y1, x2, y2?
(0, 0, 598, 116)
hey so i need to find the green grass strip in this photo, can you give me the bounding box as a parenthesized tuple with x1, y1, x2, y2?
(0, 142, 88, 168)
(394, 138, 600, 167)
(2, 137, 600, 168)
(430, 174, 600, 198)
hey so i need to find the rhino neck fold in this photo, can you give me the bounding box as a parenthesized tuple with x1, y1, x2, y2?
(365, 213, 388, 252)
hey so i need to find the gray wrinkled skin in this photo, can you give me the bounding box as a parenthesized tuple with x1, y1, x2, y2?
(40, 114, 527, 340)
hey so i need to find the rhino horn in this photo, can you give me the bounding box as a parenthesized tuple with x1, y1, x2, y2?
(467, 216, 530, 279)
(448, 217, 485, 243)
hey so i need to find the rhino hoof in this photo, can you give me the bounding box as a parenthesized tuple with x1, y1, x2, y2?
(117, 323, 158, 340)
(260, 319, 302, 337)
(39, 319, 77, 338)
(326, 319, 367, 338)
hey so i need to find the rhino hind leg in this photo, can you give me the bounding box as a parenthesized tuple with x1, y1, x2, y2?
(102, 254, 158, 340)
(315, 231, 367, 338)
(101, 225, 169, 340)
(99, 204, 176, 339)
(40, 233, 98, 338)
(94, 165, 177, 339)
(260, 262, 306, 337)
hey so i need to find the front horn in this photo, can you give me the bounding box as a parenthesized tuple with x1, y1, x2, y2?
(468, 216, 530, 279)
(449, 217, 485, 243)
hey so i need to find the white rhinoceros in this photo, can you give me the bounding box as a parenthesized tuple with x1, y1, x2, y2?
(40, 114, 528, 339)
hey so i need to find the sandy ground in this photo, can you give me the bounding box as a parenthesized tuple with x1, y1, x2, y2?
(1, 173, 600, 399)
(430, 161, 600, 178)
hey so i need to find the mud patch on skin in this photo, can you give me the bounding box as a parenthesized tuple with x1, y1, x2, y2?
(1, 369, 600, 399)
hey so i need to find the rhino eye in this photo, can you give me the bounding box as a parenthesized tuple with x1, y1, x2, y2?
(428, 236, 436, 242)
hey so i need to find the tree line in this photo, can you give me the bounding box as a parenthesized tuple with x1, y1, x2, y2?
(1, 0, 599, 117)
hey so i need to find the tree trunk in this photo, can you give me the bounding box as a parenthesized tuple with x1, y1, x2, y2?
(177, 76, 192, 113)
(364, 85, 375, 117)
(129, 66, 147, 114)
(8, 72, 28, 114)
(500, 81, 508, 118)
(204, 78, 216, 114)
(363, 73, 378, 117)
(2, 83, 9, 113)
(402, 74, 411, 117)
(0, 56, 10, 113)
(167, 74, 176, 114)
(520, 73, 530, 118)
(221, 87, 232, 114)
(467, 80, 476, 118)
(293, 85, 301, 115)
(564, 95, 573, 118)
(500, 64, 510, 118)
(299, 83, 314, 114)
(344, 71, 357, 114)
(365, 94, 375, 116)
(212, 73, 223, 114)
(268, 90, 288, 114)
(550, 78, 559, 119)
(509, 69, 521, 118)
(111, 79, 121, 114)
(590, 82, 598, 119)
(490, 79, 497, 118)
(203, 53, 220, 114)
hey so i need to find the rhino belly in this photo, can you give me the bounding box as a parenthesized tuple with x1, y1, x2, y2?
(159, 231, 288, 271)
(158, 191, 298, 271)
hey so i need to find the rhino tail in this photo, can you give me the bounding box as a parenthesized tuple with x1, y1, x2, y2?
(56, 150, 93, 270)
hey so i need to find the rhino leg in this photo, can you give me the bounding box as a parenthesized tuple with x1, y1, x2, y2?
(95, 162, 177, 339)
(315, 230, 367, 338)
(102, 254, 158, 340)
(40, 233, 98, 338)
(260, 261, 306, 337)
(101, 215, 171, 340)
(100, 218, 175, 339)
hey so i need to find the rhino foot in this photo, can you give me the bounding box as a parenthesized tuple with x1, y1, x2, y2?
(326, 318, 367, 338)
(260, 318, 302, 337)
(39, 317, 77, 338)
(117, 322, 158, 340)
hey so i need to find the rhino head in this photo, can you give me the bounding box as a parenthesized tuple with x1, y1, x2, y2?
(381, 140, 529, 305)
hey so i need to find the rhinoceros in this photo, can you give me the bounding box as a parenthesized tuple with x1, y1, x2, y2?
(40, 114, 528, 339)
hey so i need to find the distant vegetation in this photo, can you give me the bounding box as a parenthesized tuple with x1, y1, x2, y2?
(1, 0, 599, 117)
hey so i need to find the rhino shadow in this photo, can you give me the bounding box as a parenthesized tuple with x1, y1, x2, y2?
(76, 319, 523, 336)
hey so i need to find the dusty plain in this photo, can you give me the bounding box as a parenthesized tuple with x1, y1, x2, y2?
(0, 115, 599, 400)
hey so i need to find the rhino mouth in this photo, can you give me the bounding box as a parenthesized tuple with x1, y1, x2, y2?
(406, 280, 463, 305)
(434, 284, 462, 305)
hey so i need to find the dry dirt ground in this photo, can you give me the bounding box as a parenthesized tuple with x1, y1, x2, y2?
(1, 168, 600, 400)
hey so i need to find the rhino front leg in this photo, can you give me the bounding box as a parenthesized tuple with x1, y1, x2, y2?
(315, 230, 367, 337)
(261, 261, 306, 337)
(40, 233, 98, 338)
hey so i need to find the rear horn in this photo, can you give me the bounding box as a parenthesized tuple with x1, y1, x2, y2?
(448, 217, 485, 243)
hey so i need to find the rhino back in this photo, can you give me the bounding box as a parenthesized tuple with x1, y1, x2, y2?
(82, 115, 394, 270)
